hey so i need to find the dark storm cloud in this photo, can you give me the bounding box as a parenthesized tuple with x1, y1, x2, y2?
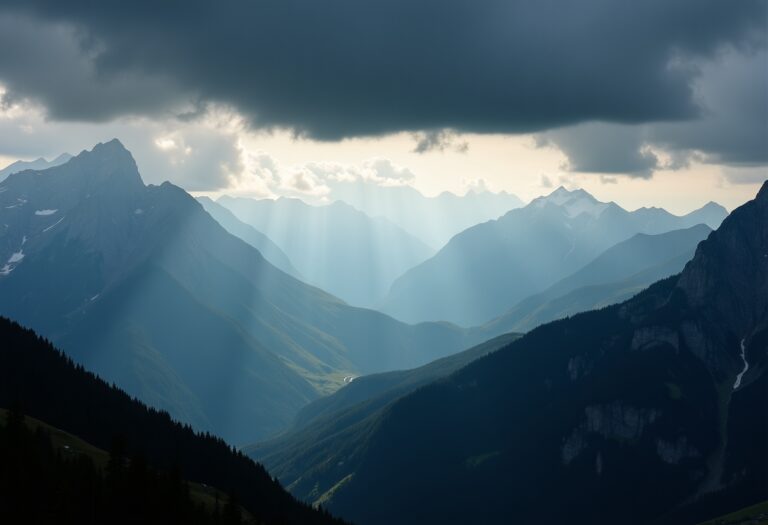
(413, 130, 469, 154)
(538, 124, 660, 178)
(0, 14, 189, 122)
(0, 0, 764, 140)
(651, 48, 768, 167)
(539, 47, 768, 178)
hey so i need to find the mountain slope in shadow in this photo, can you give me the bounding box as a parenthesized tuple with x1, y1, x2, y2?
(482, 224, 713, 335)
(315, 182, 767, 525)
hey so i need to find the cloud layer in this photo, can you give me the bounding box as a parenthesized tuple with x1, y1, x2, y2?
(537, 47, 768, 177)
(0, 0, 764, 140)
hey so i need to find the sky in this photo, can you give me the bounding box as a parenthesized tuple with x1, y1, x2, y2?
(0, 0, 765, 214)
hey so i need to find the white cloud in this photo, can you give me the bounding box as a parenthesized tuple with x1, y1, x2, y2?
(230, 153, 419, 202)
(462, 177, 493, 193)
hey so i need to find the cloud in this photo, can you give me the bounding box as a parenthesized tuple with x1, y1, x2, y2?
(721, 166, 768, 185)
(462, 178, 493, 193)
(650, 47, 768, 167)
(535, 47, 768, 178)
(231, 153, 417, 202)
(540, 175, 554, 188)
(283, 169, 331, 198)
(0, 95, 243, 191)
(0, 1, 764, 140)
(359, 159, 416, 186)
(538, 123, 660, 178)
(413, 130, 469, 154)
(0, 13, 192, 122)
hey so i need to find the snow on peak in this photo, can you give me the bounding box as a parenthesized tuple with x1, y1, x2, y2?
(532, 187, 608, 218)
(35, 209, 58, 216)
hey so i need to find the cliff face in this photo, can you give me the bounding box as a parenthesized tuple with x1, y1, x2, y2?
(678, 181, 768, 342)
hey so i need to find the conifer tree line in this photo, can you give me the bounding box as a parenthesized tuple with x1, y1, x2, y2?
(0, 317, 346, 525)
(1, 404, 245, 524)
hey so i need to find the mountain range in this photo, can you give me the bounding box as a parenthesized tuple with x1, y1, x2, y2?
(327, 181, 524, 249)
(217, 195, 434, 307)
(382, 186, 728, 326)
(270, 181, 766, 524)
(0, 140, 474, 445)
(481, 223, 713, 336)
(0, 153, 73, 182)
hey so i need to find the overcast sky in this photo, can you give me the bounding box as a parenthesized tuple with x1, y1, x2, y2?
(0, 0, 765, 212)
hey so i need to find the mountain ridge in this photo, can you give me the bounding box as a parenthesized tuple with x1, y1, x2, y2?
(383, 186, 728, 326)
(481, 224, 713, 336)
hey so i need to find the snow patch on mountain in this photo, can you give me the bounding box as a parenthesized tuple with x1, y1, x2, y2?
(35, 209, 58, 216)
(1, 249, 25, 275)
(43, 216, 65, 232)
(532, 186, 609, 218)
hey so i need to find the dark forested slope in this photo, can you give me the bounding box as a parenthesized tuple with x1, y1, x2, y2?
(0, 316, 345, 525)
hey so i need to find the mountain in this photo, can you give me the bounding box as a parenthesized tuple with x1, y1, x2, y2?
(482, 224, 713, 335)
(217, 195, 434, 307)
(0, 153, 72, 182)
(197, 196, 300, 277)
(0, 140, 472, 444)
(383, 186, 728, 326)
(244, 332, 522, 502)
(328, 181, 524, 249)
(290, 181, 767, 525)
(0, 316, 346, 525)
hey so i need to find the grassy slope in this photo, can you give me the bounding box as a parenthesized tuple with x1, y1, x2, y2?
(696, 501, 768, 524)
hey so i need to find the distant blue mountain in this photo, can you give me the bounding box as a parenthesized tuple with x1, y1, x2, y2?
(217, 195, 434, 307)
(481, 223, 713, 335)
(383, 186, 728, 326)
(0, 153, 72, 182)
(328, 181, 524, 249)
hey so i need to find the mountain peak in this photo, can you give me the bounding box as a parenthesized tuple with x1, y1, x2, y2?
(698, 200, 728, 213)
(89, 138, 129, 155)
(532, 186, 607, 218)
(758, 179, 768, 200)
(542, 186, 599, 204)
(52, 153, 73, 164)
(68, 139, 144, 191)
(548, 185, 573, 197)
